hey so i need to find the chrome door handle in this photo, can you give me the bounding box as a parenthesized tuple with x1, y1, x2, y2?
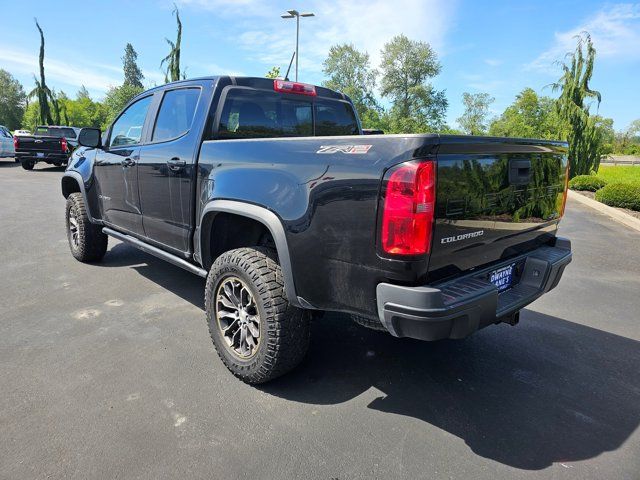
(167, 157, 186, 170)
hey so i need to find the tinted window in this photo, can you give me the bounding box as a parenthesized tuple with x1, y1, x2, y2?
(109, 96, 153, 147)
(218, 89, 312, 139)
(47, 128, 77, 139)
(152, 88, 200, 142)
(315, 100, 359, 136)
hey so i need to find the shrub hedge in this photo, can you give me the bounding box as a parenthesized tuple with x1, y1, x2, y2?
(594, 183, 640, 211)
(569, 175, 607, 191)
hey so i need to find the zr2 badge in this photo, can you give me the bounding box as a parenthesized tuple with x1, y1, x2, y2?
(316, 145, 372, 154)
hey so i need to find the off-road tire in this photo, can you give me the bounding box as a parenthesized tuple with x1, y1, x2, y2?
(21, 160, 34, 170)
(65, 193, 108, 262)
(205, 247, 310, 384)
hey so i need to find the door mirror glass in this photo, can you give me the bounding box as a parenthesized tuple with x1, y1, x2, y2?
(78, 128, 102, 148)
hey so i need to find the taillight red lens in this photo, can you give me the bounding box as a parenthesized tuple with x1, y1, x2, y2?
(273, 79, 317, 96)
(381, 160, 436, 255)
(61, 137, 68, 153)
(13, 136, 19, 150)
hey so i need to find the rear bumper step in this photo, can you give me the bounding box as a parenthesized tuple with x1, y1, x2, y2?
(376, 237, 572, 341)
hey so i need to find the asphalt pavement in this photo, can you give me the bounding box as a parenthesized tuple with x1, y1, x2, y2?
(1, 159, 639, 479)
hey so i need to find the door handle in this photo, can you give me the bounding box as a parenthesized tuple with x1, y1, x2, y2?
(167, 157, 186, 171)
(121, 158, 135, 167)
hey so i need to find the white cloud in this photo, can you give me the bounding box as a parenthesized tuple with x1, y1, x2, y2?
(0, 47, 121, 95)
(527, 3, 640, 73)
(484, 58, 502, 67)
(215, 0, 458, 80)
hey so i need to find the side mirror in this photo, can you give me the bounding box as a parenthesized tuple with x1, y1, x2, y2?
(78, 128, 102, 148)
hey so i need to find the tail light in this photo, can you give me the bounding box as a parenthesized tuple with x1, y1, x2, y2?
(273, 79, 317, 96)
(560, 158, 570, 217)
(380, 160, 436, 255)
(13, 136, 19, 150)
(60, 137, 68, 153)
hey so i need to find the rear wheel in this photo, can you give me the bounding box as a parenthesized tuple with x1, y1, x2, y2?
(65, 193, 108, 262)
(21, 160, 34, 170)
(205, 247, 310, 384)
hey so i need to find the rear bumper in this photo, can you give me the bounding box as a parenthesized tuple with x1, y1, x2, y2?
(376, 237, 572, 341)
(16, 152, 68, 163)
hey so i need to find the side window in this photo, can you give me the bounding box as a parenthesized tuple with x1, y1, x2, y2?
(152, 88, 200, 142)
(218, 89, 312, 139)
(315, 100, 359, 136)
(109, 95, 153, 148)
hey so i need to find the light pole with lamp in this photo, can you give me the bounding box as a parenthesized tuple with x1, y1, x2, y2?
(280, 9, 314, 81)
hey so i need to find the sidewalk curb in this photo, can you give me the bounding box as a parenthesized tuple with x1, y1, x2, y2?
(568, 190, 640, 233)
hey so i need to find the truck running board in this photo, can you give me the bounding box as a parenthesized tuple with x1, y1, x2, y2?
(102, 227, 208, 278)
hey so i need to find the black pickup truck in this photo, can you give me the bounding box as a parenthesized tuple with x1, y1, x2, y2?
(15, 125, 78, 170)
(61, 76, 572, 384)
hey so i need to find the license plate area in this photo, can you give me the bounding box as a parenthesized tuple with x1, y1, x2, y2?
(488, 263, 516, 292)
(36, 152, 44, 158)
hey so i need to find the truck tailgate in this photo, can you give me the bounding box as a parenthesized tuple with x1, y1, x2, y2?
(428, 137, 568, 281)
(17, 136, 64, 153)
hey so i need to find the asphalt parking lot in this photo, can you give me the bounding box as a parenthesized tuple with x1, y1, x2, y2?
(1, 160, 639, 480)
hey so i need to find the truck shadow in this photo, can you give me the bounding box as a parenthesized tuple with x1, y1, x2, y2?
(261, 310, 640, 471)
(97, 243, 640, 470)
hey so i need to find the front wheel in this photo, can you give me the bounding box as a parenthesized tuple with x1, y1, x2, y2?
(205, 247, 310, 384)
(65, 193, 108, 262)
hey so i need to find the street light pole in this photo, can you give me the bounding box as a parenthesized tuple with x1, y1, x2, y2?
(281, 9, 315, 81)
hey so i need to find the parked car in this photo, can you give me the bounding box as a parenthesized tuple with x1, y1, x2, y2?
(14, 125, 79, 170)
(13, 129, 32, 136)
(0, 126, 16, 159)
(61, 76, 572, 384)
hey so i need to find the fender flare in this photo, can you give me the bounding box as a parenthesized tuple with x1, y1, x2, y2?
(198, 200, 301, 308)
(61, 171, 99, 223)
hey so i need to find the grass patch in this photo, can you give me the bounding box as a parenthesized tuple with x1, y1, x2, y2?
(596, 166, 640, 186)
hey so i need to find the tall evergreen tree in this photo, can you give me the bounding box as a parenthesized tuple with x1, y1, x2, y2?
(122, 43, 144, 88)
(552, 33, 604, 177)
(161, 5, 183, 83)
(29, 19, 53, 125)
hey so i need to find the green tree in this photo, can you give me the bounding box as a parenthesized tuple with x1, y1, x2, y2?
(379, 34, 447, 133)
(552, 33, 605, 177)
(322, 44, 380, 123)
(265, 66, 281, 79)
(161, 5, 183, 83)
(22, 101, 40, 131)
(123, 43, 144, 88)
(0, 69, 27, 130)
(489, 88, 561, 139)
(457, 92, 494, 135)
(29, 19, 53, 125)
(103, 83, 143, 128)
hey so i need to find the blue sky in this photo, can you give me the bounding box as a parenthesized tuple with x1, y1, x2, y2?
(1, 0, 638, 130)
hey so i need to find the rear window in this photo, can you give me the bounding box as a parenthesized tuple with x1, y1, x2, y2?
(152, 88, 200, 142)
(36, 127, 77, 139)
(51, 128, 77, 139)
(315, 99, 359, 136)
(218, 89, 312, 139)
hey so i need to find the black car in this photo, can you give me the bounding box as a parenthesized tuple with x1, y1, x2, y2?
(15, 125, 79, 170)
(61, 76, 572, 384)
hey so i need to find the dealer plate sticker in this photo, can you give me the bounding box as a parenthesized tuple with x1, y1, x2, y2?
(489, 264, 515, 292)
